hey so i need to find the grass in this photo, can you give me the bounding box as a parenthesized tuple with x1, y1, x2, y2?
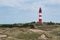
(0, 28, 40, 40)
(0, 27, 58, 40)
(0, 22, 60, 40)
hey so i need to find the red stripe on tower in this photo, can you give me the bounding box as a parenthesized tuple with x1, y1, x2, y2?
(39, 8, 42, 24)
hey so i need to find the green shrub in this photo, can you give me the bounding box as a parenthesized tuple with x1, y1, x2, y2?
(47, 21, 55, 25)
(0, 24, 13, 28)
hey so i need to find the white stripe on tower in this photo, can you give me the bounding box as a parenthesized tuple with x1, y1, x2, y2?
(39, 13, 42, 15)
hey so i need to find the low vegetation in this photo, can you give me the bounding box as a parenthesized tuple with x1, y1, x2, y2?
(0, 21, 60, 40)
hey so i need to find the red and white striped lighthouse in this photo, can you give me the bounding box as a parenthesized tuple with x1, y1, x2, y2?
(39, 8, 42, 24)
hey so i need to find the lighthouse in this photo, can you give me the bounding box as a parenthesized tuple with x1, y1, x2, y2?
(39, 8, 42, 24)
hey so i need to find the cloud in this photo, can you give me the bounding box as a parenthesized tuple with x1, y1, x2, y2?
(0, 0, 46, 10)
(45, 0, 60, 5)
(0, 0, 59, 11)
(0, 0, 60, 7)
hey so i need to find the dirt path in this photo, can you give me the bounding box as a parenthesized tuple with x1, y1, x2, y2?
(29, 29, 46, 33)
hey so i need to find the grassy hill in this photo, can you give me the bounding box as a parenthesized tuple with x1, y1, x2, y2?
(0, 22, 60, 40)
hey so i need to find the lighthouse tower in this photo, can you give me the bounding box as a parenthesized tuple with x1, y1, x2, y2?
(39, 8, 42, 24)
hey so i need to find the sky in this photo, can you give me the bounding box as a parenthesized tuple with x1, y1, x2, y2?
(0, 0, 60, 24)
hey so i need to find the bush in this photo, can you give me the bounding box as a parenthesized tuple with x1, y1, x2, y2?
(30, 24, 35, 29)
(47, 21, 55, 25)
(0, 24, 13, 28)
